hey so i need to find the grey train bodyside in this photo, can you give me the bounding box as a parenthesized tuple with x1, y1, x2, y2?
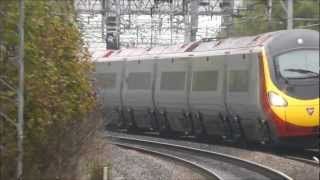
(95, 52, 266, 142)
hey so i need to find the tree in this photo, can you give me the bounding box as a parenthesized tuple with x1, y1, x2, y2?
(0, 0, 97, 179)
(228, 0, 319, 36)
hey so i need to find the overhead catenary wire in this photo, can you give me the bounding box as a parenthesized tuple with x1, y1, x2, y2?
(75, 0, 319, 49)
(75, 0, 226, 49)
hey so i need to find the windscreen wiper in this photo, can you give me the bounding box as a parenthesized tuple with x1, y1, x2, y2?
(284, 68, 319, 78)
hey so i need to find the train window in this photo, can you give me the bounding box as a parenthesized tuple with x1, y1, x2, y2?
(228, 70, 249, 92)
(160, 72, 186, 90)
(192, 71, 218, 91)
(95, 73, 116, 89)
(127, 72, 151, 90)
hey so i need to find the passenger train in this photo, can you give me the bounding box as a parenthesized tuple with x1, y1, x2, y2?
(94, 29, 319, 147)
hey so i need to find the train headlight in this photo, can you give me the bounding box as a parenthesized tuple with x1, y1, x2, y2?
(268, 92, 288, 107)
(297, 38, 304, 45)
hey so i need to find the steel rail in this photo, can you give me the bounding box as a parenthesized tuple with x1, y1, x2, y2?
(106, 134, 293, 180)
(284, 155, 319, 167)
(112, 141, 222, 180)
(272, 148, 320, 167)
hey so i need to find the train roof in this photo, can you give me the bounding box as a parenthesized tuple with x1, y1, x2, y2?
(94, 29, 318, 62)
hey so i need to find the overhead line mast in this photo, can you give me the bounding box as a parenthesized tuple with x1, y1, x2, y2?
(287, 0, 293, 29)
(17, 0, 25, 179)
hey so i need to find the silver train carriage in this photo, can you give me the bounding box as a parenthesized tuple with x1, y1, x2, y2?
(94, 29, 319, 146)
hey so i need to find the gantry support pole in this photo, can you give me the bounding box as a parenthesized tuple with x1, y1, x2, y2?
(267, 0, 272, 21)
(183, 0, 190, 43)
(115, 0, 120, 48)
(224, 0, 234, 37)
(17, 0, 25, 179)
(287, 0, 293, 29)
(190, 0, 199, 41)
(102, 0, 106, 39)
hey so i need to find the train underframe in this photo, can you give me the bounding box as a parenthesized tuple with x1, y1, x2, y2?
(105, 106, 319, 148)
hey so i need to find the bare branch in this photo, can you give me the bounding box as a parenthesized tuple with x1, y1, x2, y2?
(280, 0, 288, 14)
(0, 9, 5, 16)
(297, 23, 320, 28)
(0, 111, 17, 128)
(0, 76, 16, 91)
(0, 95, 17, 105)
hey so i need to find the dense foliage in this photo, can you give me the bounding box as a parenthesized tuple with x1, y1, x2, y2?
(227, 0, 319, 36)
(0, 0, 96, 179)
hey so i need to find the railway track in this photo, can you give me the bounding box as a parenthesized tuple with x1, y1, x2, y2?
(277, 148, 320, 167)
(109, 128, 320, 167)
(284, 155, 319, 167)
(106, 133, 293, 180)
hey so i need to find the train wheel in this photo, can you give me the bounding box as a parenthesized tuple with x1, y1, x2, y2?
(125, 120, 139, 133)
(159, 121, 171, 137)
(125, 108, 139, 133)
(194, 130, 207, 140)
(150, 111, 159, 131)
(194, 112, 207, 140)
(117, 110, 127, 129)
(159, 111, 172, 137)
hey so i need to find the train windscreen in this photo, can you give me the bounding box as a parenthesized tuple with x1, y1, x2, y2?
(275, 50, 319, 80)
(273, 49, 319, 99)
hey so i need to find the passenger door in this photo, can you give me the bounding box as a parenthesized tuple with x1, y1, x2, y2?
(155, 58, 188, 131)
(225, 54, 261, 139)
(124, 60, 154, 129)
(189, 56, 226, 135)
